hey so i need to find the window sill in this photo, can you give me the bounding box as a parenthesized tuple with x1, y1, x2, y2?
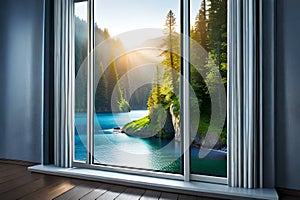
(28, 165, 278, 199)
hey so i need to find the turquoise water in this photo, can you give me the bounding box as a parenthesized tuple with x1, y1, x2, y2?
(75, 110, 227, 177)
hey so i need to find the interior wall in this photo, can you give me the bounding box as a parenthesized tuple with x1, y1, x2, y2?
(261, 0, 276, 189)
(276, 0, 300, 190)
(0, 0, 44, 163)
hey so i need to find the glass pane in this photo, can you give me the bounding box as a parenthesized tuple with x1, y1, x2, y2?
(74, 1, 88, 162)
(93, 0, 182, 173)
(190, 0, 227, 177)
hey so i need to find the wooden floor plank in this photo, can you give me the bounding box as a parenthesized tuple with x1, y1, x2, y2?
(140, 190, 161, 200)
(0, 175, 60, 200)
(0, 171, 42, 193)
(0, 164, 26, 179)
(96, 185, 126, 200)
(277, 188, 300, 200)
(0, 168, 30, 184)
(115, 187, 145, 200)
(20, 178, 80, 200)
(80, 183, 113, 200)
(159, 192, 179, 200)
(54, 181, 101, 200)
(0, 163, 13, 171)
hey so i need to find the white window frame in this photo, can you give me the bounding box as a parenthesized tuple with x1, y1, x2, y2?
(69, 0, 274, 188)
(72, 0, 228, 185)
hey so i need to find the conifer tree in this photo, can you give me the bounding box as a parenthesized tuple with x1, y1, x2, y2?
(193, 0, 208, 50)
(190, 0, 210, 111)
(207, 0, 227, 78)
(160, 10, 180, 91)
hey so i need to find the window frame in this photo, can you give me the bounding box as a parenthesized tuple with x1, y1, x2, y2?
(47, 0, 277, 190)
(72, 0, 228, 185)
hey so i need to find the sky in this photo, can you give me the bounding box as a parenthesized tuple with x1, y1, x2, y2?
(75, 0, 202, 49)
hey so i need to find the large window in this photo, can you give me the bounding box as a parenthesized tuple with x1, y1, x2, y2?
(74, 0, 227, 183)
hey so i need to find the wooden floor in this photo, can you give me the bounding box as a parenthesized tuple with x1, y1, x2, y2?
(2, 160, 299, 200)
(0, 161, 216, 200)
(277, 188, 300, 200)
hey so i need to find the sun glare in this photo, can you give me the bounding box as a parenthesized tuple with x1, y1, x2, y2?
(75, 0, 203, 50)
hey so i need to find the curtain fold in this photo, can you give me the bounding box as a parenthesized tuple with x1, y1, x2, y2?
(54, 0, 74, 168)
(228, 0, 262, 188)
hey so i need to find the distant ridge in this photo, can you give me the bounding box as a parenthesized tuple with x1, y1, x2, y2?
(138, 36, 165, 49)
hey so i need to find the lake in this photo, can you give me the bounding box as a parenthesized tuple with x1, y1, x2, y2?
(75, 110, 227, 177)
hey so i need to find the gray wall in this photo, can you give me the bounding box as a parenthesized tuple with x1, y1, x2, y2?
(0, 0, 44, 163)
(276, 0, 300, 190)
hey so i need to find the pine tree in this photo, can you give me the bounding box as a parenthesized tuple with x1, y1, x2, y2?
(193, 0, 208, 50)
(207, 0, 227, 78)
(148, 65, 159, 109)
(95, 62, 108, 112)
(75, 17, 88, 112)
(160, 10, 180, 92)
(98, 29, 130, 112)
(108, 45, 130, 112)
(190, 0, 210, 111)
(205, 0, 227, 137)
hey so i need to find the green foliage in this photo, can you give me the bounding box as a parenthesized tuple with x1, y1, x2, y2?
(220, 126, 227, 145)
(198, 114, 210, 137)
(204, 55, 219, 94)
(207, 0, 227, 84)
(123, 116, 150, 132)
(171, 96, 180, 117)
(75, 17, 133, 113)
(123, 110, 169, 139)
(118, 98, 131, 112)
(93, 2, 228, 145)
(190, 0, 210, 116)
(190, 0, 227, 145)
(95, 62, 109, 112)
(147, 65, 161, 110)
(129, 10, 182, 139)
(150, 10, 180, 113)
(160, 10, 180, 92)
(190, 0, 228, 98)
(148, 104, 167, 133)
(75, 17, 88, 112)
(147, 86, 178, 113)
(192, 0, 208, 50)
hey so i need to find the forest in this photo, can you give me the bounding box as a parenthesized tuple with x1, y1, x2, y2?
(75, 0, 227, 149)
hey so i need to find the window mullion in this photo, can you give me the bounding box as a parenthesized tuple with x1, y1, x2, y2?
(182, 0, 190, 182)
(87, 0, 95, 165)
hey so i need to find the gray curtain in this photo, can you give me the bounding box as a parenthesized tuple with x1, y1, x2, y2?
(54, 0, 74, 168)
(228, 0, 263, 188)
